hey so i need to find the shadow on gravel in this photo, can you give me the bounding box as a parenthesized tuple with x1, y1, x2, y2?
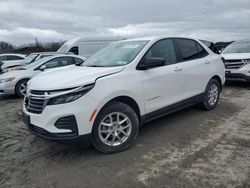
(0, 94, 20, 101)
(225, 81, 250, 89)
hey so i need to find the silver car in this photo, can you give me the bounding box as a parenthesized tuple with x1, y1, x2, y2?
(0, 54, 85, 97)
(1, 52, 57, 73)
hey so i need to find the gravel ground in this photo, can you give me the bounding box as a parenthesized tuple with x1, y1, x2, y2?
(0, 82, 250, 188)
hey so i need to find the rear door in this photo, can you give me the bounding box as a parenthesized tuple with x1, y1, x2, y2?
(174, 38, 212, 99)
(138, 38, 184, 114)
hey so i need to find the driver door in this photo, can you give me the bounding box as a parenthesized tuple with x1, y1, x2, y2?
(138, 39, 184, 114)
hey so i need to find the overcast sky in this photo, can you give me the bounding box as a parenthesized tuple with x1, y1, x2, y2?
(0, 0, 249, 45)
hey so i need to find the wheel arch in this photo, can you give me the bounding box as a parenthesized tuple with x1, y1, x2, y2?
(99, 95, 141, 123)
(210, 75, 222, 90)
(15, 78, 30, 94)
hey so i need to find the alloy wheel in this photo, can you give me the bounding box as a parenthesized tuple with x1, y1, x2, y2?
(98, 112, 132, 146)
(208, 83, 219, 106)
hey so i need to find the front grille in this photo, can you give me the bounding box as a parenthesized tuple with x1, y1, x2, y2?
(30, 90, 46, 95)
(225, 59, 246, 69)
(25, 90, 46, 114)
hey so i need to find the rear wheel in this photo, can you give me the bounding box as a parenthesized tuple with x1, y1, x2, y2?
(202, 79, 220, 110)
(92, 102, 139, 153)
(15, 79, 29, 97)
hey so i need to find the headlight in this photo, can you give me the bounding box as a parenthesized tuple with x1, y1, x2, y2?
(48, 84, 94, 105)
(244, 59, 250, 64)
(0, 77, 15, 83)
(7, 67, 17, 72)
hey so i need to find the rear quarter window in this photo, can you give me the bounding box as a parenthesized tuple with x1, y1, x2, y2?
(175, 39, 208, 61)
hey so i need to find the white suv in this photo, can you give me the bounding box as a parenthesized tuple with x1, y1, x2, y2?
(221, 40, 250, 82)
(22, 37, 225, 153)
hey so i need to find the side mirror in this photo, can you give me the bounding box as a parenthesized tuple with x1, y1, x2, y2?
(39, 65, 47, 71)
(138, 57, 166, 70)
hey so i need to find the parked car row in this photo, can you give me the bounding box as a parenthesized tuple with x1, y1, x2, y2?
(0, 37, 122, 96)
(1, 36, 249, 153)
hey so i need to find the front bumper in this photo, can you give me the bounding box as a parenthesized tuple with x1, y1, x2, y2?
(22, 93, 101, 141)
(22, 111, 91, 143)
(225, 72, 250, 82)
(225, 64, 250, 82)
(0, 82, 16, 95)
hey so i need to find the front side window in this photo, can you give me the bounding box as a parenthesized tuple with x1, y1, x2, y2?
(143, 39, 177, 65)
(84, 41, 149, 67)
(176, 39, 208, 61)
(44, 57, 74, 69)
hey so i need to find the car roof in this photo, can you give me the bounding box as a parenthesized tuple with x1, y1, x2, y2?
(121, 36, 200, 42)
(0, 53, 25, 57)
(29, 52, 59, 55)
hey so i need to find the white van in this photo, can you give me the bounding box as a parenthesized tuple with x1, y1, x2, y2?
(57, 37, 124, 58)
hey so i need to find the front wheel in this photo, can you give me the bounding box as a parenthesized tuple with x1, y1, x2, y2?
(15, 79, 29, 97)
(202, 79, 220, 110)
(91, 102, 139, 153)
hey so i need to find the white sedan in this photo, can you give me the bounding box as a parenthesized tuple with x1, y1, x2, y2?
(0, 54, 85, 97)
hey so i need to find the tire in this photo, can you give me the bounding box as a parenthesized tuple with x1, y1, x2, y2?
(202, 79, 220, 110)
(15, 79, 29, 97)
(92, 101, 139, 153)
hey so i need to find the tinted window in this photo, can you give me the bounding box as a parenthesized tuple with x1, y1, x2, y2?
(0, 56, 7, 61)
(144, 39, 177, 65)
(176, 39, 208, 61)
(69, 47, 79, 55)
(7, 55, 24, 60)
(44, 57, 74, 69)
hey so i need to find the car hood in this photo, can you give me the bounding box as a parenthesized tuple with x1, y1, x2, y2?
(29, 66, 125, 90)
(1, 60, 24, 69)
(221, 53, 250, 60)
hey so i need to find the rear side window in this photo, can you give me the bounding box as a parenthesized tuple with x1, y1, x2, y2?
(144, 39, 177, 65)
(7, 55, 24, 60)
(176, 39, 208, 61)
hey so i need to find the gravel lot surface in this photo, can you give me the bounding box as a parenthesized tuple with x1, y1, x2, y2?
(0, 82, 250, 188)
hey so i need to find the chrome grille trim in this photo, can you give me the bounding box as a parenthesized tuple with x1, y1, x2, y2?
(225, 59, 246, 69)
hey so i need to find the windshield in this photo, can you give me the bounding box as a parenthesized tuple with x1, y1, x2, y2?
(222, 41, 250, 54)
(23, 56, 52, 69)
(83, 40, 149, 67)
(57, 44, 69, 53)
(23, 54, 39, 65)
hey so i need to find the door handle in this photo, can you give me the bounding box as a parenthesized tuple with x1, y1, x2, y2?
(174, 67, 183, 72)
(204, 61, 210, 64)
